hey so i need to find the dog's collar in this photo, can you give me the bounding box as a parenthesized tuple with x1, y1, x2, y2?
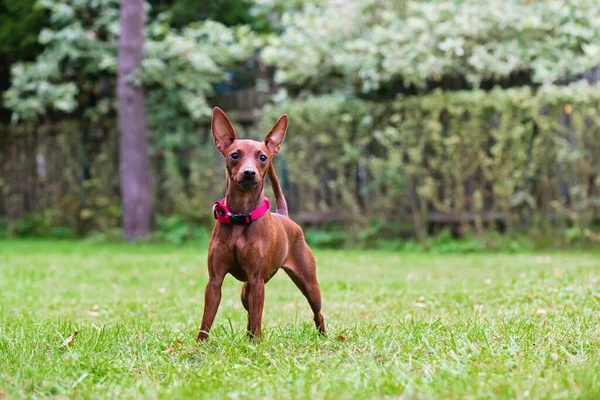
(213, 197, 271, 225)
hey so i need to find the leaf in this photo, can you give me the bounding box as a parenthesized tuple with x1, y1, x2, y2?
(60, 331, 79, 350)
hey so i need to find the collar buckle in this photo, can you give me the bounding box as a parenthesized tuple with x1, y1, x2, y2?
(228, 212, 253, 225)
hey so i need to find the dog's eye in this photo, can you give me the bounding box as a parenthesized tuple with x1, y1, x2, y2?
(259, 154, 267, 162)
(230, 152, 240, 160)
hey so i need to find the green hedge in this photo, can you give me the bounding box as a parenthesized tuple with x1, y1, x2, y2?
(261, 82, 600, 244)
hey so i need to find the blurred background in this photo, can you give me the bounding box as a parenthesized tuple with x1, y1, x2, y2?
(1, 0, 599, 250)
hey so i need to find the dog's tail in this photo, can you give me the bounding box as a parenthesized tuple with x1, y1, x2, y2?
(267, 163, 288, 216)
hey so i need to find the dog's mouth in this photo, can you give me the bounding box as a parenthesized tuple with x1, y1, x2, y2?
(236, 179, 259, 190)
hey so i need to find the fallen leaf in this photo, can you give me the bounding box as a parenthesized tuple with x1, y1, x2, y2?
(536, 309, 548, 314)
(553, 268, 563, 278)
(90, 305, 100, 311)
(414, 302, 427, 308)
(526, 294, 533, 301)
(417, 296, 425, 302)
(60, 331, 79, 350)
(484, 279, 491, 285)
(164, 346, 176, 353)
(175, 339, 184, 345)
(337, 334, 347, 342)
(569, 377, 580, 391)
(406, 272, 420, 281)
(158, 288, 166, 294)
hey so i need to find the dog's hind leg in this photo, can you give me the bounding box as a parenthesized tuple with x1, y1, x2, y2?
(282, 242, 326, 335)
(241, 282, 251, 333)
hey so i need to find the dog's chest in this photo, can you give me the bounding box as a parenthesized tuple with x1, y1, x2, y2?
(215, 226, 271, 265)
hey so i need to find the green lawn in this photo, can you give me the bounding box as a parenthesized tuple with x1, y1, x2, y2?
(1, 240, 599, 399)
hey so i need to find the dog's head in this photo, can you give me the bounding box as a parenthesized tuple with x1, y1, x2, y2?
(211, 107, 287, 191)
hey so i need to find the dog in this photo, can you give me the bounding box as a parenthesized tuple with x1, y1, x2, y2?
(196, 107, 325, 341)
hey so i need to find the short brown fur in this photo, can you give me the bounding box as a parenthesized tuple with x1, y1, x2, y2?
(196, 107, 325, 341)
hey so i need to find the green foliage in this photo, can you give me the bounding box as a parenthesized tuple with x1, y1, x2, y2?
(3, 0, 259, 126)
(304, 229, 347, 249)
(6, 211, 77, 238)
(369, 230, 529, 253)
(154, 215, 210, 245)
(261, 82, 600, 244)
(0, 0, 48, 60)
(0, 219, 7, 238)
(164, 0, 269, 32)
(263, 0, 600, 95)
(303, 227, 531, 253)
(80, 178, 122, 232)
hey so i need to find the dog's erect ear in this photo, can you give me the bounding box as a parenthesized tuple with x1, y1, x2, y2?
(264, 115, 287, 156)
(212, 107, 237, 154)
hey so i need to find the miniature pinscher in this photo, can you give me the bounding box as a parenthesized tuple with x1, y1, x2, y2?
(196, 107, 325, 341)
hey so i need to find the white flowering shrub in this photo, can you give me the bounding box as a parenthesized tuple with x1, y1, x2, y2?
(262, 0, 600, 95)
(3, 0, 260, 129)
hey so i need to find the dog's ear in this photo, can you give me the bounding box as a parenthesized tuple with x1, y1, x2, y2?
(264, 114, 287, 156)
(212, 107, 237, 154)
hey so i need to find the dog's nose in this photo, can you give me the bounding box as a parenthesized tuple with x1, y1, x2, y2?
(243, 169, 256, 178)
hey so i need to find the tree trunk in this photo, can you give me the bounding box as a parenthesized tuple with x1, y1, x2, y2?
(117, 0, 153, 240)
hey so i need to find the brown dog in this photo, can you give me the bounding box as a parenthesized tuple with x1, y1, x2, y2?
(196, 107, 325, 341)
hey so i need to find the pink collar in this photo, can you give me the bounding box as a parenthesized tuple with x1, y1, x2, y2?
(213, 197, 271, 225)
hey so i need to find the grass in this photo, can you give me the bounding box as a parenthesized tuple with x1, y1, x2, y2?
(1, 240, 599, 399)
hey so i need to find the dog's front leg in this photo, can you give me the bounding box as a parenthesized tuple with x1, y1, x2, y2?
(247, 277, 265, 340)
(197, 271, 225, 342)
